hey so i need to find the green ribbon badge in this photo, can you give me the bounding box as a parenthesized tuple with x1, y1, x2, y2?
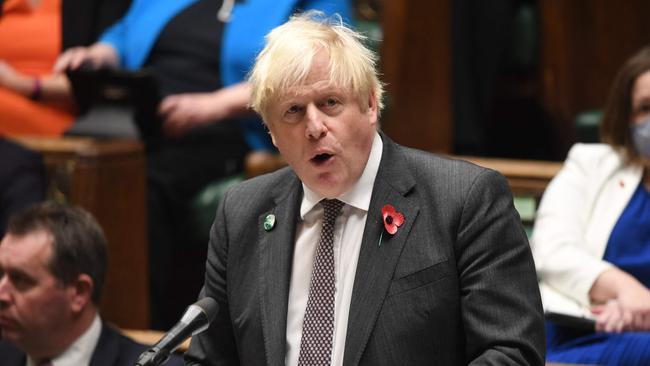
(264, 214, 276, 231)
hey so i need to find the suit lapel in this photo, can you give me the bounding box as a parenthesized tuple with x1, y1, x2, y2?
(89, 323, 119, 366)
(0, 340, 26, 366)
(343, 135, 420, 366)
(258, 174, 303, 366)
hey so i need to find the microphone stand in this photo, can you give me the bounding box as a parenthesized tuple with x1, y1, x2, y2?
(135, 348, 169, 366)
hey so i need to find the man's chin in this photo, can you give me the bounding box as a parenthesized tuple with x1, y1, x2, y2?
(0, 326, 23, 343)
(307, 179, 348, 198)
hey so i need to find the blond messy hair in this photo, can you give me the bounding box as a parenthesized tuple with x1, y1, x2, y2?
(248, 11, 384, 123)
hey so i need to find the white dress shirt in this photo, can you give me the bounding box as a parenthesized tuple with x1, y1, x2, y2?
(27, 314, 102, 366)
(285, 132, 382, 366)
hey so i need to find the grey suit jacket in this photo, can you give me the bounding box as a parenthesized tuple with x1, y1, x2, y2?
(185, 134, 545, 365)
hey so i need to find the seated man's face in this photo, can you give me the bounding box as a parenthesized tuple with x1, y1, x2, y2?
(0, 231, 73, 355)
(266, 51, 378, 198)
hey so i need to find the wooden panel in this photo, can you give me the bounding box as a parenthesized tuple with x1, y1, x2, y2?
(380, 0, 452, 153)
(10, 136, 149, 329)
(539, 0, 650, 152)
(457, 155, 562, 197)
(378, 1, 650, 158)
(121, 328, 190, 352)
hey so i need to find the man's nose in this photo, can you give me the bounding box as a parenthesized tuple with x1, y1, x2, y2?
(0, 276, 11, 308)
(304, 105, 327, 140)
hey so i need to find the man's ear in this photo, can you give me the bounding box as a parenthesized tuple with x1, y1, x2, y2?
(367, 91, 378, 126)
(68, 274, 94, 313)
(269, 130, 278, 147)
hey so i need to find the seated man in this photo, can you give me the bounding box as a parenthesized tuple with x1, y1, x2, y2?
(0, 202, 182, 366)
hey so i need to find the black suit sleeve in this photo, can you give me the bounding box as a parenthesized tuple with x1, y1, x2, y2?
(184, 188, 240, 366)
(61, 0, 132, 49)
(0, 139, 45, 238)
(456, 169, 545, 365)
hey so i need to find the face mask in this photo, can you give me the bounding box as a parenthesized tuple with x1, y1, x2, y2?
(632, 117, 650, 159)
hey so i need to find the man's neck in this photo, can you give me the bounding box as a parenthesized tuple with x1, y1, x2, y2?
(29, 307, 98, 361)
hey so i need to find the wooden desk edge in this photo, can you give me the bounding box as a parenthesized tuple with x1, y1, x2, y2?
(121, 329, 191, 353)
(456, 155, 563, 180)
(8, 135, 144, 157)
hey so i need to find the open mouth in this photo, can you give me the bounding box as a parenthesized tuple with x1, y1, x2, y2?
(0, 316, 15, 328)
(311, 153, 333, 165)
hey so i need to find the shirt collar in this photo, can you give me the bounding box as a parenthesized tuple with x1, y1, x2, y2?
(300, 131, 383, 218)
(27, 314, 102, 366)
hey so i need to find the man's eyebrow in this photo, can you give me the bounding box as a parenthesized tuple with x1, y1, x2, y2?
(315, 84, 343, 93)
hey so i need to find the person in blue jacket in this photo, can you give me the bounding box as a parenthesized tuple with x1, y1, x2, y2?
(55, 0, 352, 330)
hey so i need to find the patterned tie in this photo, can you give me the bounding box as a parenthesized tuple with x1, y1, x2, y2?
(298, 199, 345, 366)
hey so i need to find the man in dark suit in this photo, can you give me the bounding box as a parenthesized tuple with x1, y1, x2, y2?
(185, 12, 545, 366)
(0, 139, 45, 238)
(0, 202, 182, 366)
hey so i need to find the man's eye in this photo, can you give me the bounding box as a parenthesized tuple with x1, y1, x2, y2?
(325, 98, 338, 107)
(9, 273, 35, 291)
(287, 105, 301, 114)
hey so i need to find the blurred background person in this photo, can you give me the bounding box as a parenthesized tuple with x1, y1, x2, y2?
(0, 0, 130, 241)
(533, 45, 650, 364)
(55, 0, 353, 329)
(0, 0, 75, 136)
(0, 139, 45, 238)
(0, 0, 131, 136)
(0, 202, 183, 366)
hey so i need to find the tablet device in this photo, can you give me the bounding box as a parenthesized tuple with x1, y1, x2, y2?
(545, 311, 596, 331)
(65, 67, 162, 139)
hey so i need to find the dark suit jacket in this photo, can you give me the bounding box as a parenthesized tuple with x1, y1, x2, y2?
(61, 0, 132, 50)
(0, 139, 45, 238)
(0, 322, 183, 366)
(185, 134, 545, 365)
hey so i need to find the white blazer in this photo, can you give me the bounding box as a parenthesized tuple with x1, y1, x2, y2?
(532, 143, 643, 315)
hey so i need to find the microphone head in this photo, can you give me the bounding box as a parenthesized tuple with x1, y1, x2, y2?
(134, 297, 220, 365)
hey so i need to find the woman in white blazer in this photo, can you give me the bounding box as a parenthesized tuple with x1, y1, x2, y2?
(533, 46, 650, 364)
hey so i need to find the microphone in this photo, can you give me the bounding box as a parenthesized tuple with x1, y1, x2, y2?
(134, 297, 219, 366)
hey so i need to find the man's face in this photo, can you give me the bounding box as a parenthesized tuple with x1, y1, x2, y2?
(266, 51, 378, 198)
(0, 231, 73, 354)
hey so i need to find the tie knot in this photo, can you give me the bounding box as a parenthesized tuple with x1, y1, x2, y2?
(321, 199, 344, 218)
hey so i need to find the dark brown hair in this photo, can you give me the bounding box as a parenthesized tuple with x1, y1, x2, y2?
(5, 202, 107, 304)
(601, 46, 650, 164)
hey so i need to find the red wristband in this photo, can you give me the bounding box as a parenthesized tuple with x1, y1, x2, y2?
(31, 77, 42, 100)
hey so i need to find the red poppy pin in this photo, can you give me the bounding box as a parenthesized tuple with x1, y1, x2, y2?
(381, 204, 404, 235)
